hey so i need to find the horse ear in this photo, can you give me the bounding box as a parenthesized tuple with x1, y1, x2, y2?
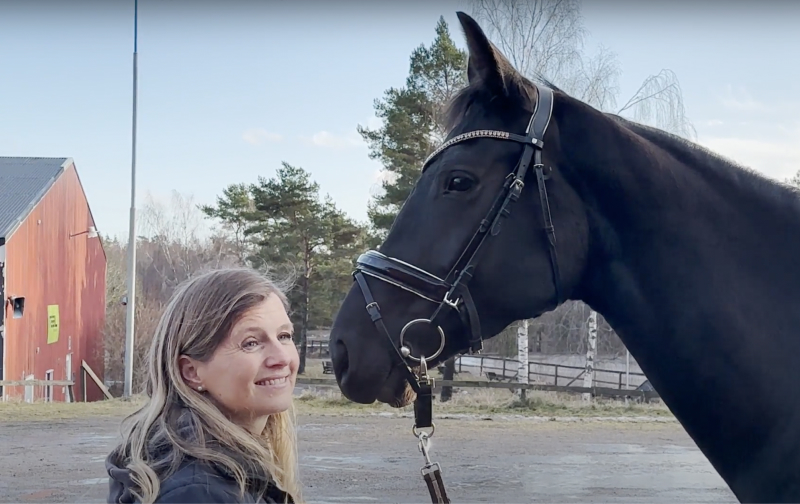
(456, 11, 506, 95)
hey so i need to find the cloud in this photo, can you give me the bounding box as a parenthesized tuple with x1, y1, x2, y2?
(303, 130, 363, 149)
(242, 128, 283, 145)
(718, 84, 766, 113)
(697, 129, 800, 182)
(717, 84, 800, 118)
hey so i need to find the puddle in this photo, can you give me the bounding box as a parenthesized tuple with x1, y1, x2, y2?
(303, 454, 382, 465)
(298, 423, 361, 432)
(310, 499, 379, 503)
(70, 478, 106, 486)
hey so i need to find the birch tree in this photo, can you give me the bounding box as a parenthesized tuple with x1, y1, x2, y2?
(466, 0, 696, 139)
(516, 319, 529, 400)
(582, 309, 597, 401)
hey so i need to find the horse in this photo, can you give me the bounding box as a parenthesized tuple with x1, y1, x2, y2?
(328, 11, 800, 503)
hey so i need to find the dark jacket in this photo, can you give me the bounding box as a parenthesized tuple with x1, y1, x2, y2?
(105, 412, 294, 504)
(106, 452, 293, 503)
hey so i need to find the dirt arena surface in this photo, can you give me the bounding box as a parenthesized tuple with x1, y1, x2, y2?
(0, 413, 737, 503)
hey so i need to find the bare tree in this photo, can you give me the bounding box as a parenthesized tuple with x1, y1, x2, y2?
(466, 0, 694, 137)
(102, 190, 245, 395)
(138, 190, 242, 300)
(617, 69, 696, 139)
(467, 0, 619, 112)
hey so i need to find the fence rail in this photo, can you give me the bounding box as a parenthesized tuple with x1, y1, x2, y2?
(305, 342, 643, 389)
(305, 340, 330, 358)
(0, 379, 76, 402)
(0, 360, 111, 403)
(295, 376, 659, 401)
(455, 355, 648, 390)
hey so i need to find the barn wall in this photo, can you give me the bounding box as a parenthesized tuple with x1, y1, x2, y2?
(2, 161, 107, 402)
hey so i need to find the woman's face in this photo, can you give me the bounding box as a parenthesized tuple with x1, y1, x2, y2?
(181, 294, 299, 433)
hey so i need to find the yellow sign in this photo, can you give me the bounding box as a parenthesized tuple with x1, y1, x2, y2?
(47, 305, 59, 344)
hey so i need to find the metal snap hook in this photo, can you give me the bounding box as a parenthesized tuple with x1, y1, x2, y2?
(399, 319, 445, 363)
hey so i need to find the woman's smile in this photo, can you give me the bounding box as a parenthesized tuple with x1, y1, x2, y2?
(255, 376, 290, 388)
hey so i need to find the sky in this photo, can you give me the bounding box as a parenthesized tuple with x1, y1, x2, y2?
(2, 0, 799, 240)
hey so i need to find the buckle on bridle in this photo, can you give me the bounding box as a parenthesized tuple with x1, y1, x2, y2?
(442, 291, 459, 309)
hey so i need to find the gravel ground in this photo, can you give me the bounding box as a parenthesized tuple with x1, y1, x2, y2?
(0, 413, 737, 503)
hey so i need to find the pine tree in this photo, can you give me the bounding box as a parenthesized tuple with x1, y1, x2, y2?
(202, 163, 366, 374)
(359, 16, 468, 237)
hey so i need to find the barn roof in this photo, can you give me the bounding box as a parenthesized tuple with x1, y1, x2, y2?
(0, 157, 71, 241)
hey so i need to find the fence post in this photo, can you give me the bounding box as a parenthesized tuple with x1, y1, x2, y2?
(583, 310, 598, 402)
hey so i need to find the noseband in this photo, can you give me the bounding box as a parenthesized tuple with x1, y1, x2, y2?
(352, 85, 562, 423)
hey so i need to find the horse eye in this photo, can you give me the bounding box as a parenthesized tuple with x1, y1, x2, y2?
(446, 175, 475, 192)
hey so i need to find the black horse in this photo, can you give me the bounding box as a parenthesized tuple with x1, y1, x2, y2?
(329, 11, 800, 503)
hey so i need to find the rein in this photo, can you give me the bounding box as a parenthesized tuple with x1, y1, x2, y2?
(352, 85, 559, 503)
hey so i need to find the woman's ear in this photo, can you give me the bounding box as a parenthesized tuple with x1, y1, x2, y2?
(178, 355, 204, 390)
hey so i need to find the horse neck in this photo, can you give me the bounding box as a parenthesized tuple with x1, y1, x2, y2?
(555, 98, 800, 501)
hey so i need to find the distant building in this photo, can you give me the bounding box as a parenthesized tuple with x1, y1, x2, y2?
(0, 157, 106, 402)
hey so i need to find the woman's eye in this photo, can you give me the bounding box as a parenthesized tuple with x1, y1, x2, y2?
(278, 332, 293, 341)
(446, 175, 475, 192)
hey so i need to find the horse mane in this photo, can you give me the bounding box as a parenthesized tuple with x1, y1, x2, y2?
(607, 114, 800, 213)
(443, 69, 800, 214)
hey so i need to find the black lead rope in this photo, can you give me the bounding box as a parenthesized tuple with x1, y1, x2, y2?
(418, 429, 450, 504)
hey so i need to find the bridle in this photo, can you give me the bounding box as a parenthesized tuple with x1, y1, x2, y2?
(353, 84, 562, 389)
(350, 85, 562, 503)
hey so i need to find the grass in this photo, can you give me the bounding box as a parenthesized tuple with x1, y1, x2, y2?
(0, 360, 671, 423)
(300, 358, 671, 418)
(0, 388, 670, 423)
(0, 395, 147, 422)
(293, 386, 672, 418)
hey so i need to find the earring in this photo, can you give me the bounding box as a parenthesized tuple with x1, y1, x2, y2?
(197, 386, 204, 392)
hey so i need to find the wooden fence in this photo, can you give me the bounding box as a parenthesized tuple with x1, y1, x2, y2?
(307, 343, 644, 389)
(305, 340, 330, 358)
(454, 355, 648, 390)
(0, 360, 113, 403)
(295, 376, 659, 401)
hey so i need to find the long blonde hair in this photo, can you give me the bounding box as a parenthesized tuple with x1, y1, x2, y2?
(112, 267, 302, 503)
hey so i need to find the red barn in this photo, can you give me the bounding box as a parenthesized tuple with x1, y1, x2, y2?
(0, 157, 107, 402)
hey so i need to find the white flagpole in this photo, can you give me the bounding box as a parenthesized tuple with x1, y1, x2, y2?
(123, 0, 139, 399)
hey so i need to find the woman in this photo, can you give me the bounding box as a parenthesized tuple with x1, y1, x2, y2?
(105, 267, 302, 504)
